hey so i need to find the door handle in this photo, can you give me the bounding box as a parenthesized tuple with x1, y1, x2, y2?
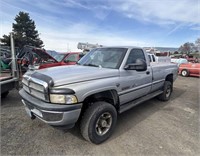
(146, 71, 150, 75)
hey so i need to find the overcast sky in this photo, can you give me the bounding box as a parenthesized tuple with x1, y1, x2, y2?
(1, 0, 199, 52)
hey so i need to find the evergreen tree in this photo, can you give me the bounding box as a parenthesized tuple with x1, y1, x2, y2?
(1, 11, 44, 48)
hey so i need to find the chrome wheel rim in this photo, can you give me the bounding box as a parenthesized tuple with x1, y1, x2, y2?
(95, 112, 112, 136)
(182, 70, 187, 76)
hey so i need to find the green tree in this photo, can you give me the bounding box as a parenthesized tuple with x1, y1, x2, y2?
(195, 38, 200, 52)
(1, 11, 43, 48)
(178, 42, 195, 54)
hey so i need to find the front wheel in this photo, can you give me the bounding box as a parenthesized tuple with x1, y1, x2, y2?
(157, 81, 172, 101)
(80, 101, 117, 144)
(181, 69, 189, 77)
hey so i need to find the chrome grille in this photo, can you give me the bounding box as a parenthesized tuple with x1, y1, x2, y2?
(31, 89, 46, 100)
(22, 75, 49, 102)
(29, 81, 44, 92)
(23, 85, 30, 93)
(22, 78, 28, 86)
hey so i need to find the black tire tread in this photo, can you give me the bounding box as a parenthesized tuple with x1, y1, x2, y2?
(157, 81, 172, 101)
(80, 101, 117, 144)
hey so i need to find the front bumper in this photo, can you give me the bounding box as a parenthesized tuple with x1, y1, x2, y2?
(19, 89, 82, 127)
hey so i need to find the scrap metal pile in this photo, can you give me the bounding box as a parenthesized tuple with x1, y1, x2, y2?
(0, 45, 55, 72)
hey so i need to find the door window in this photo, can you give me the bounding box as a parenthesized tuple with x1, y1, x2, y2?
(126, 49, 145, 65)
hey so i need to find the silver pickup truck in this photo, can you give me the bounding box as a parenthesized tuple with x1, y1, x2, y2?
(19, 47, 178, 144)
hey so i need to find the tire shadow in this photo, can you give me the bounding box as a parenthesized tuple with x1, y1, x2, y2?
(170, 87, 186, 100)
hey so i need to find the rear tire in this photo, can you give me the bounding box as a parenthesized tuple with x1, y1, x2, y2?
(80, 101, 117, 144)
(181, 69, 189, 77)
(157, 81, 172, 101)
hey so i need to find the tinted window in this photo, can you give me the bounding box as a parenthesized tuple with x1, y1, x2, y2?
(152, 55, 156, 62)
(148, 55, 152, 62)
(126, 49, 145, 65)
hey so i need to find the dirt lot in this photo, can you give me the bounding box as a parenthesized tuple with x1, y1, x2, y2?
(1, 76, 199, 155)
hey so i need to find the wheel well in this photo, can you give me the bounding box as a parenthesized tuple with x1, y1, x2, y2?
(181, 69, 189, 72)
(81, 90, 119, 114)
(165, 74, 173, 89)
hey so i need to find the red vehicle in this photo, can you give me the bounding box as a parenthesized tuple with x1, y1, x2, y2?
(38, 52, 84, 69)
(179, 63, 200, 77)
(17, 46, 85, 71)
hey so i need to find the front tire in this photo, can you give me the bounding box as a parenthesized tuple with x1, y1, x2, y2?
(181, 69, 189, 77)
(80, 101, 117, 144)
(157, 81, 172, 101)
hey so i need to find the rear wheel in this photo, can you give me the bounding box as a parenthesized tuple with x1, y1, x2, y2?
(157, 81, 172, 101)
(181, 69, 189, 77)
(80, 101, 117, 144)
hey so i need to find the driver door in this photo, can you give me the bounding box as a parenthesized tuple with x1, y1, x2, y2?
(119, 49, 152, 104)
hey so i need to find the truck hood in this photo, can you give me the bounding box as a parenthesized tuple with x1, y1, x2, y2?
(32, 65, 119, 86)
(32, 48, 58, 63)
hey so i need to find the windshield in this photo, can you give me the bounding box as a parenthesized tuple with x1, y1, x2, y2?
(78, 48, 127, 69)
(54, 53, 66, 62)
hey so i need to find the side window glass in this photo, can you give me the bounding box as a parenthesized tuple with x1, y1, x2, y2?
(126, 49, 145, 65)
(152, 55, 156, 62)
(148, 55, 152, 62)
(65, 54, 78, 62)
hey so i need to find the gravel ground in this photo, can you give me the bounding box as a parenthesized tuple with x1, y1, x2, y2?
(1, 76, 199, 155)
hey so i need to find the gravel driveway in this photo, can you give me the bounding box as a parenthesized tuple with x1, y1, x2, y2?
(1, 76, 199, 155)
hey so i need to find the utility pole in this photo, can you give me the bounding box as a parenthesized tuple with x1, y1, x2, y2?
(10, 32, 18, 78)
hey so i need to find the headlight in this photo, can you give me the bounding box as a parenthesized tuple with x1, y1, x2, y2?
(65, 95, 78, 104)
(50, 94, 78, 104)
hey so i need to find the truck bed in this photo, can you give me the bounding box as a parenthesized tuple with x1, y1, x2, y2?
(0, 72, 18, 94)
(0, 72, 12, 81)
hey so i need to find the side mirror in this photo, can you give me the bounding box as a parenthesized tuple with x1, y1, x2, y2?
(124, 59, 147, 71)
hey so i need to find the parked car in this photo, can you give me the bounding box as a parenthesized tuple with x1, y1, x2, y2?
(17, 46, 57, 72)
(19, 47, 178, 144)
(179, 63, 200, 77)
(171, 58, 188, 66)
(17, 46, 85, 70)
(148, 53, 171, 63)
(38, 52, 84, 69)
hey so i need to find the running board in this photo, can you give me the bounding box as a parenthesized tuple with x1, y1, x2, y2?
(119, 90, 163, 113)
